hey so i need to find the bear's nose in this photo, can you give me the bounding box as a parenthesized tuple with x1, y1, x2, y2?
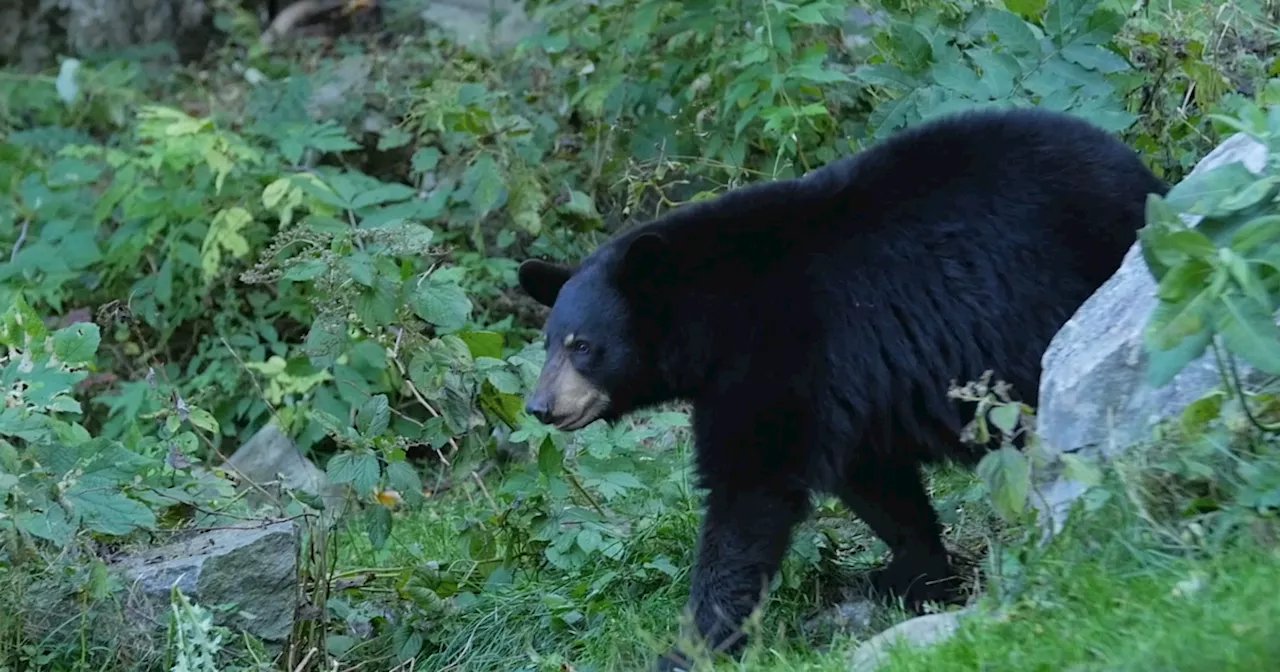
(525, 399, 554, 425)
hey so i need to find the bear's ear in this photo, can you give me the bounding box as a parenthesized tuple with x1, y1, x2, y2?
(618, 232, 670, 285)
(518, 259, 573, 307)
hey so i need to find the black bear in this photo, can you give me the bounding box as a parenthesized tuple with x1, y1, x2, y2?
(516, 107, 1165, 670)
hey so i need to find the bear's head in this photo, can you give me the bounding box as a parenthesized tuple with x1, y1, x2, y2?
(516, 231, 671, 431)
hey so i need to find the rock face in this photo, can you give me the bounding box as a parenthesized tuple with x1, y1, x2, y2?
(114, 521, 301, 642)
(1033, 132, 1271, 533)
(22, 520, 301, 664)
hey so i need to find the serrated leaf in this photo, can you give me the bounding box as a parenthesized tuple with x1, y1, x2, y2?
(67, 487, 156, 536)
(486, 369, 523, 395)
(986, 10, 1041, 57)
(410, 277, 472, 332)
(17, 508, 74, 546)
(327, 450, 381, 497)
(386, 461, 423, 497)
(344, 250, 377, 287)
(930, 61, 989, 99)
(977, 445, 1030, 522)
(968, 48, 1020, 99)
(357, 394, 391, 437)
(52, 322, 100, 366)
(353, 277, 401, 328)
(988, 403, 1020, 435)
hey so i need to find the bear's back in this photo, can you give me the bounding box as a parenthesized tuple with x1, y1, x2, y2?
(631, 108, 1162, 470)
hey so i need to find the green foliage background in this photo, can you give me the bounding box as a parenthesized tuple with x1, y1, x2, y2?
(2, 0, 1280, 669)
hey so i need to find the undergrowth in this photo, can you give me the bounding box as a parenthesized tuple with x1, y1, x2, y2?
(1, 0, 1279, 670)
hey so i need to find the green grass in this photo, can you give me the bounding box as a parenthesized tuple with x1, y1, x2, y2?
(320, 440, 1280, 672)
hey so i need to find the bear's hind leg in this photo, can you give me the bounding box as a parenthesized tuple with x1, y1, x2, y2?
(840, 456, 964, 610)
(657, 485, 811, 672)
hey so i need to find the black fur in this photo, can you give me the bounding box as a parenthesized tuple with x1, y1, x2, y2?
(517, 107, 1167, 670)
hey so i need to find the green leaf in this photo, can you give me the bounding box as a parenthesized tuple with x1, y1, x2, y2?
(1218, 293, 1280, 375)
(386, 461, 423, 500)
(352, 183, 417, 210)
(1061, 44, 1130, 73)
(366, 506, 393, 551)
(67, 487, 156, 536)
(357, 394, 391, 437)
(486, 369, 523, 395)
(1003, 0, 1047, 18)
(377, 127, 413, 151)
(463, 154, 505, 217)
(930, 61, 989, 100)
(537, 436, 563, 477)
(985, 10, 1041, 57)
(187, 407, 220, 435)
(16, 508, 75, 546)
(967, 48, 1020, 99)
(284, 259, 328, 282)
(411, 147, 441, 174)
(344, 250, 377, 287)
(1144, 290, 1218, 387)
(52, 322, 100, 366)
(977, 445, 1030, 522)
(1217, 176, 1280, 214)
(0, 293, 47, 348)
(327, 450, 381, 497)
(458, 330, 504, 359)
(1061, 453, 1102, 488)
(410, 276, 473, 332)
(852, 63, 919, 90)
(1231, 215, 1280, 254)
(988, 403, 1020, 436)
(353, 277, 401, 328)
(1164, 162, 1260, 217)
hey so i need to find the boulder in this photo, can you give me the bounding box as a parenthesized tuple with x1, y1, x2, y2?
(224, 422, 347, 523)
(848, 607, 975, 672)
(1033, 132, 1271, 534)
(113, 520, 301, 642)
(22, 520, 300, 664)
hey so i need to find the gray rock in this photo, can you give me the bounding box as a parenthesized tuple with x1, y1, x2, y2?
(849, 608, 974, 672)
(1032, 133, 1270, 535)
(421, 0, 540, 53)
(21, 520, 301, 663)
(114, 521, 301, 642)
(225, 422, 346, 522)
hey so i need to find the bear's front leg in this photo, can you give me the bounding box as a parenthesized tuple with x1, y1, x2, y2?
(656, 485, 811, 672)
(840, 456, 964, 610)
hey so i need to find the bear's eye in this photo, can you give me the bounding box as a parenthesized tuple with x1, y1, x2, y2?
(570, 339, 591, 355)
